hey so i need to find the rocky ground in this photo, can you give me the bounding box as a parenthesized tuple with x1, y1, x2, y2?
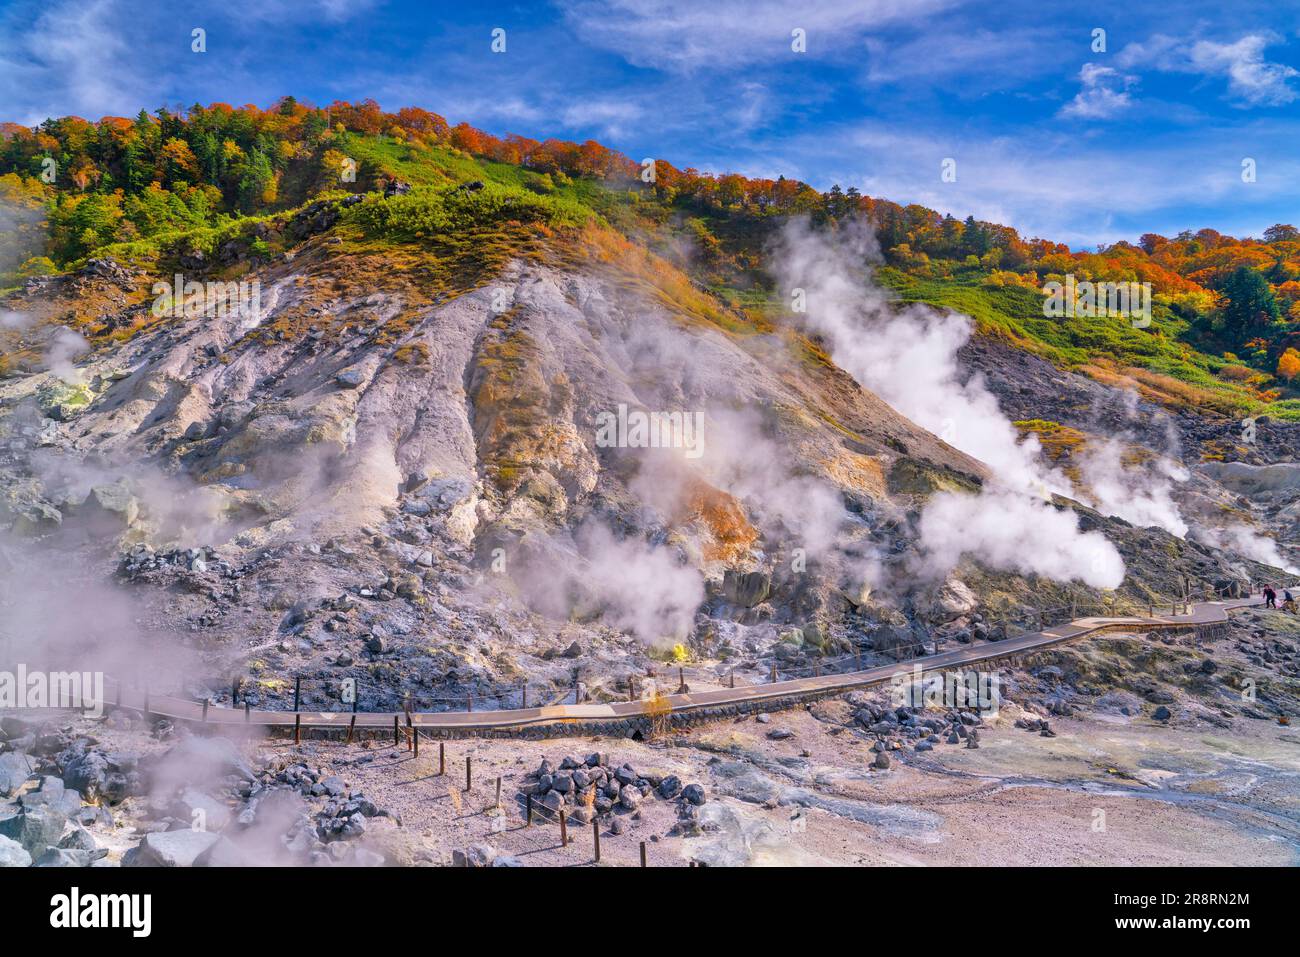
(3, 607, 1296, 867)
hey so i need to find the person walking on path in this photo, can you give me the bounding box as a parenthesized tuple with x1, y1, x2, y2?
(1264, 586, 1277, 609)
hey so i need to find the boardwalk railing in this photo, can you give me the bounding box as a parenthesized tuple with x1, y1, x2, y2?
(39, 592, 1282, 738)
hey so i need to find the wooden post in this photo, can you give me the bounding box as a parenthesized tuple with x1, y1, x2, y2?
(495, 776, 502, 809)
(640, 840, 647, 867)
(526, 794, 533, 826)
(467, 694, 472, 713)
(521, 684, 527, 708)
(294, 713, 301, 745)
(244, 701, 250, 723)
(293, 675, 301, 713)
(592, 819, 601, 863)
(465, 755, 472, 791)
(393, 715, 399, 747)
(770, 662, 777, 683)
(439, 742, 445, 776)
(201, 699, 209, 723)
(412, 726, 419, 758)
(559, 811, 568, 847)
(346, 713, 356, 745)
(729, 671, 735, 689)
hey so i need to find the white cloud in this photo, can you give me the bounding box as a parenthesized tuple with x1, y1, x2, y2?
(561, 99, 644, 139)
(1117, 33, 1298, 106)
(1059, 63, 1135, 119)
(727, 118, 1300, 247)
(0, 0, 147, 125)
(864, 27, 1052, 87)
(562, 0, 959, 72)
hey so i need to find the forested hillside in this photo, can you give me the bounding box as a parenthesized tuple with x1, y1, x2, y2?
(3, 96, 1298, 418)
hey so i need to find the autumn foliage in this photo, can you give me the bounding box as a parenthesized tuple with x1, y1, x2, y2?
(2, 96, 1299, 394)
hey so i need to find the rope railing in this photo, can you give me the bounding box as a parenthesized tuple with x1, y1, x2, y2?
(24, 586, 1292, 733)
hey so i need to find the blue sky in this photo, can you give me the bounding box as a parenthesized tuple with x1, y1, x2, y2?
(1, 0, 1298, 248)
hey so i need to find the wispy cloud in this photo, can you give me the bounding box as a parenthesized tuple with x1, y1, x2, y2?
(1117, 33, 1298, 106)
(0, 0, 147, 125)
(864, 27, 1052, 88)
(561, 99, 644, 139)
(561, 0, 960, 72)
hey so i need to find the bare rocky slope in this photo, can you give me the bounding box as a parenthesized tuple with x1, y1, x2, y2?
(0, 212, 1293, 720)
(3, 210, 1300, 869)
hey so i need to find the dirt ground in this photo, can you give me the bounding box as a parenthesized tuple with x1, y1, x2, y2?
(15, 671, 1299, 868)
(239, 700, 1300, 867)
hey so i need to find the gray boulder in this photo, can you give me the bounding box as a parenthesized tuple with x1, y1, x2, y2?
(0, 834, 32, 867)
(452, 843, 496, 867)
(0, 751, 33, 797)
(0, 805, 66, 856)
(723, 569, 772, 608)
(34, 847, 93, 867)
(58, 826, 98, 852)
(20, 776, 82, 817)
(123, 829, 220, 867)
(193, 836, 258, 867)
(170, 789, 232, 831)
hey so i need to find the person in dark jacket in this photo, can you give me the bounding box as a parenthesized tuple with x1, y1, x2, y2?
(1263, 586, 1277, 608)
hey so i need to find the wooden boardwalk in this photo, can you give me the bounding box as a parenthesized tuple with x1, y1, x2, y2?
(96, 596, 1268, 736)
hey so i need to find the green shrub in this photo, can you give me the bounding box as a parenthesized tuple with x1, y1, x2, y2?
(345, 181, 589, 242)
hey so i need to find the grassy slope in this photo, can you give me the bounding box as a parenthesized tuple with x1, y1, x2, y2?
(881, 269, 1300, 421)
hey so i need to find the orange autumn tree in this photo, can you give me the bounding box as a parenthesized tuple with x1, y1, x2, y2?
(1279, 348, 1300, 381)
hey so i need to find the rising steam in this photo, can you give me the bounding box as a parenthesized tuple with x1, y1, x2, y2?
(772, 218, 1126, 589)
